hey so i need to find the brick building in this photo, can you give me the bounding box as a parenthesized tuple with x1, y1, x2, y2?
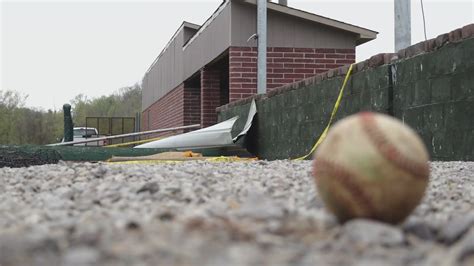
(141, 0, 377, 131)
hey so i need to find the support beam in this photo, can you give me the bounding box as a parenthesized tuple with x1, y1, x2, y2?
(257, 0, 267, 94)
(395, 0, 411, 52)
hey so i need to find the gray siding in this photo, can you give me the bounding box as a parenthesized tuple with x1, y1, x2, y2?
(184, 27, 198, 44)
(182, 3, 232, 80)
(142, 4, 231, 112)
(231, 1, 356, 49)
(142, 28, 187, 111)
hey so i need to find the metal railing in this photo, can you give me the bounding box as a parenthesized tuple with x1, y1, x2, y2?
(47, 124, 200, 147)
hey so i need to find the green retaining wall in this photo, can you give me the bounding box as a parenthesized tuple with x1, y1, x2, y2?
(0, 145, 229, 168)
(0, 145, 174, 166)
(218, 34, 474, 161)
(392, 38, 474, 160)
(220, 66, 391, 160)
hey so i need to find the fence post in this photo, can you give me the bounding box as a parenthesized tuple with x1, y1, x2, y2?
(63, 104, 73, 142)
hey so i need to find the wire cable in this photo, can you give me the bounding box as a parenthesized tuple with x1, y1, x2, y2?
(420, 0, 428, 40)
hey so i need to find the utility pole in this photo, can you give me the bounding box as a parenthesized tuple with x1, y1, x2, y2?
(257, 0, 267, 94)
(394, 0, 411, 52)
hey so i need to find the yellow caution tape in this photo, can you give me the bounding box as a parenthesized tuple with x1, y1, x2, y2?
(105, 156, 258, 165)
(104, 137, 164, 148)
(106, 160, 186, 165)
(204, 156, 258, 162)
(294, 63, 354, 161)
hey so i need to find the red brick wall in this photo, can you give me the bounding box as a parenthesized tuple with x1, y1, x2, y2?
(201, 68, 222, 128)
(183, 86, 201, 128)
(229, 46, 355, 102)
(141, 84, 200, 135)
(142, 46, 356, 131)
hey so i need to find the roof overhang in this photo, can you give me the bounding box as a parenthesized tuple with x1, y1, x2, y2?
(236, 0, 378, 45)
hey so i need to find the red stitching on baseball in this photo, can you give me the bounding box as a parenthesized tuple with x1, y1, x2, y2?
(359, 112, 429, 179)
(314, 158, 376, 219)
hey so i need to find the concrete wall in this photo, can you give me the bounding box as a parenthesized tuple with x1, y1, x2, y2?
(217, 25, 474, 161)
(392, 34, 474, 160)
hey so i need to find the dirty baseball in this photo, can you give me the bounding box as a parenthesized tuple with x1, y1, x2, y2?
(313, 112, 430, 224)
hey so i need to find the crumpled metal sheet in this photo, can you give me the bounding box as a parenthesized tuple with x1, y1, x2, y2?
(135, 100, 257, 150)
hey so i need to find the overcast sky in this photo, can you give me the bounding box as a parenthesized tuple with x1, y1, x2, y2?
(1, 0, 473, 110)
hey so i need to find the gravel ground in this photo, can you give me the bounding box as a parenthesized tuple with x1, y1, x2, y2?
(0, 161, 473, 266)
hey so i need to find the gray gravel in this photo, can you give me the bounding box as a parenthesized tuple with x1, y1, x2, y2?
(0, 160, 473, 266)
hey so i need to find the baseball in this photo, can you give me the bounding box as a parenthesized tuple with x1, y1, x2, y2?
(313, 112, 430, 224)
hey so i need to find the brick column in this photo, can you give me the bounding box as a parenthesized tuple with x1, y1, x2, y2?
(229, 47, 258, 102)
(183, 86, 201, 130)
(201, 68, 221, 128)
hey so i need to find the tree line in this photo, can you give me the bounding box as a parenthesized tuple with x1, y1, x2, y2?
(0, 84, 142, 145)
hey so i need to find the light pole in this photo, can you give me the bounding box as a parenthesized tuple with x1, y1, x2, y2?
(395, 0, 411, 52)
(257, 0, 267, 94)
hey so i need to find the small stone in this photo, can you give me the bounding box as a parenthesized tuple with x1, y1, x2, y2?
(438, 213, 474, 245)
(136, 182, 160, 194)
(342, 219, 405, 247)
(126, 221, 141, 230)
(165, 186, 181, 195)
(158, 212, 175, 221)
(458, 231, 474, 263)
(403, 219, 437, 241)
(93, 165, 108, 178)
(233, 191, 284, 220)
(55, 187, 74, 200)
(62, 246, 100, 266)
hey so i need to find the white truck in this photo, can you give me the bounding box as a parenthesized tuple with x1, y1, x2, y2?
(71, 127, 107, 146)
